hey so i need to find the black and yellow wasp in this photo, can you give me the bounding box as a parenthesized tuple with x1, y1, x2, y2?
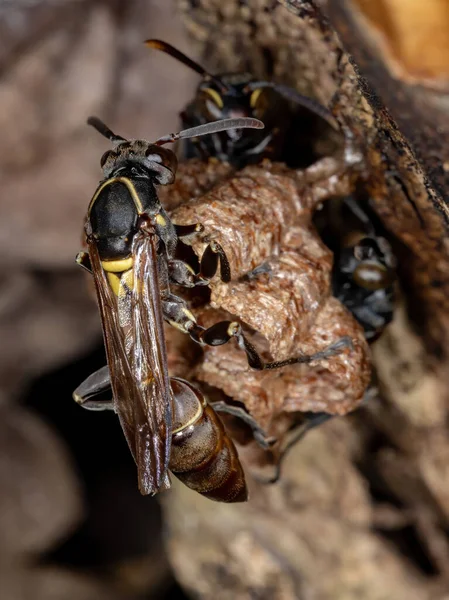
(73, 115, 350, 501)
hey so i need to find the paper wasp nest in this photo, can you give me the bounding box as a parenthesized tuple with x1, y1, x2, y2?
(160, 158, 371, 468)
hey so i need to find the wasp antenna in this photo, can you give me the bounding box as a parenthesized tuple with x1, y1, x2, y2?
(154, 117, 264, 146)
(244, 82, 338, 128)
(144, 39, 229, 93)
(87, 116, 127, 143)
(144, 39, 208, 77)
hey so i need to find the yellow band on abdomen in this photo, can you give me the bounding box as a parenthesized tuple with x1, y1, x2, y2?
(106, 269, 134, 297)
(102, 257, 134, 272)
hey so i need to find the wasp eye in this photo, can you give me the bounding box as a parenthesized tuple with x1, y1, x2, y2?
(145, 148, 163, 162)
(353, 262, 393, 291)
(100, 150, 112, 168)
(203, 87, 224, 109)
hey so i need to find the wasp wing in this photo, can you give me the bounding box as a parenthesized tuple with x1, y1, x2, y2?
(88, 231, 172, 495)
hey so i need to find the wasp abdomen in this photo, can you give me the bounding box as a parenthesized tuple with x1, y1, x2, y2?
(170, 378, 247, 503)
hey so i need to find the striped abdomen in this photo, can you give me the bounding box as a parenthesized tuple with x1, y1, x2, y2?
(169, 378, 247, 503)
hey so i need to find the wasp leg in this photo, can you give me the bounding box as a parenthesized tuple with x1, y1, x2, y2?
(169, 237, 231, 285)
(196, 239, 231, 283)
(168, 259, 196, 287)
(75, 251, 93, 274)
(73, 365, 114, 411)
(174, 223, 204, 240)
(263, 413, 333, 484)
(189, 320, 353, 371)
(164, 297, 353, 371)
(240, 262, 272, 282)
(163, 293, 196, 327)
(211, 401, 276, 449)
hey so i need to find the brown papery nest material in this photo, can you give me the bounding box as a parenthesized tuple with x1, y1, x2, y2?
(162, 158, 371, 469)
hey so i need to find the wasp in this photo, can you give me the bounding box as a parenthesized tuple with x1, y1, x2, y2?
(145, 39, 336, 167)
(145, 40, 396, 341)
(333, 235, 395, 341)
(73, 115, 351, 502)
(322, 196, 396, 341)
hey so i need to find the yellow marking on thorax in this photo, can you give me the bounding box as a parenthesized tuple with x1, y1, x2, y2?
(89, 177, 144, 215)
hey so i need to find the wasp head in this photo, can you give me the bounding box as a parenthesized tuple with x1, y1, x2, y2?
(100, 141, 178, 185)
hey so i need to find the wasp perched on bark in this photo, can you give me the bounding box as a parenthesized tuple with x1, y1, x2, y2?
(145, 39, 336, 167)
(73, 116, 351, 502)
